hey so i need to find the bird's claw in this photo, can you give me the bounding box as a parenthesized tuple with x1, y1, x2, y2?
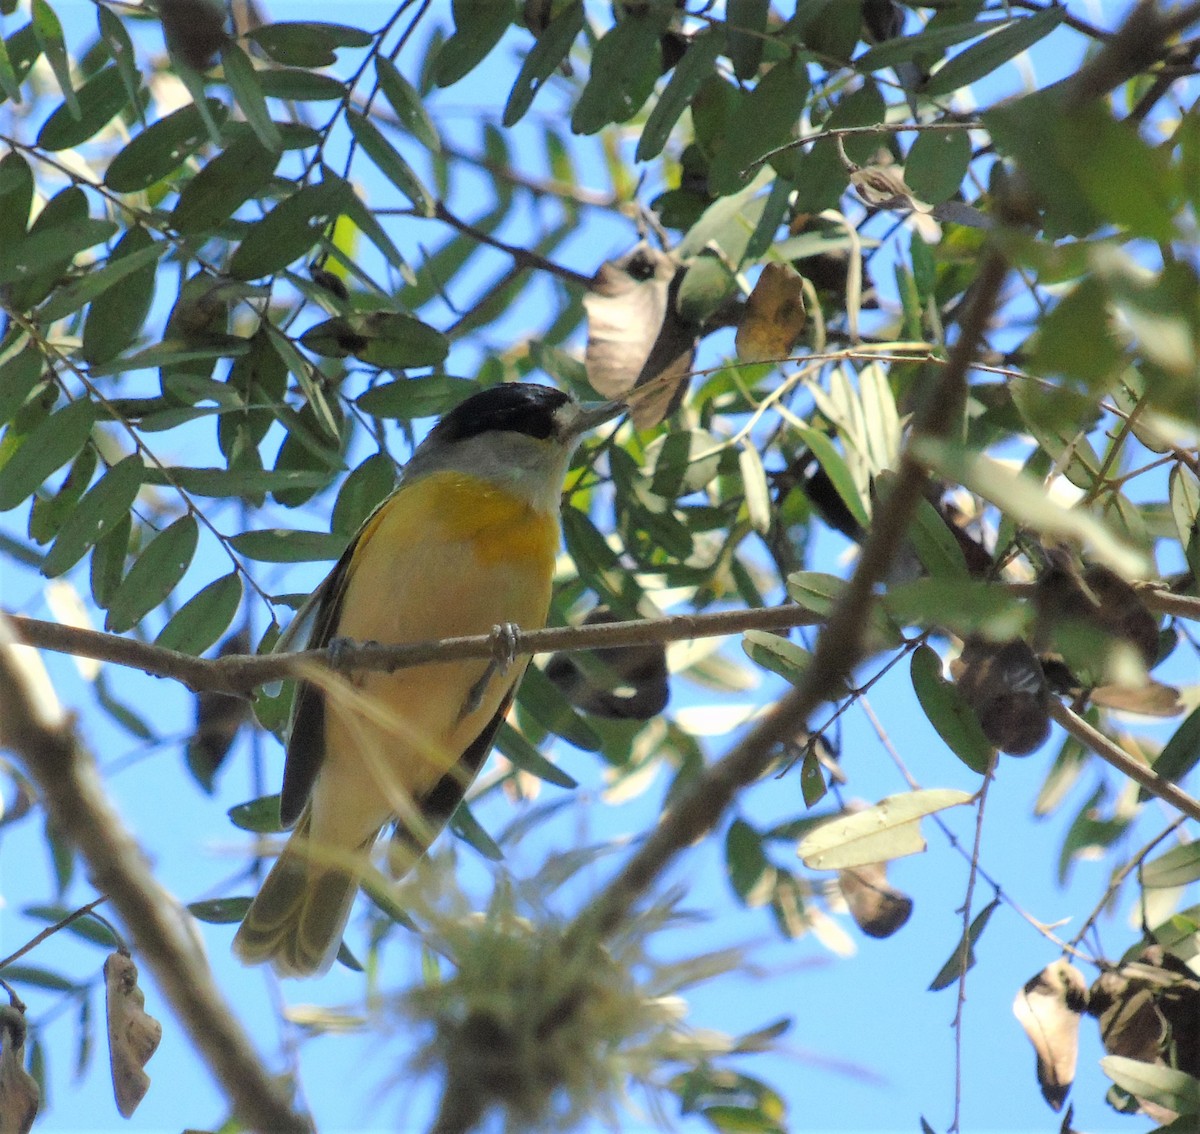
(458, 623, 521, 722)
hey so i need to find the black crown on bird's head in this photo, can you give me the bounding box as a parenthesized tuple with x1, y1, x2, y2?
(432, 383, 573, 445)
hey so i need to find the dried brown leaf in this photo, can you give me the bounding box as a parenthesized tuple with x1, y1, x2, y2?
(105, 952, 162, 1118)
(735, 262, 806, 365)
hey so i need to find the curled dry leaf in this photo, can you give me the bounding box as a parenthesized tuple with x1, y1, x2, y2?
(836, 861, 913, 939)
(105, 952, 163, 1119)
(583, 242, 698, 429)
(952, 637, 1050, 756)
(545, 607, 669, 720)
(735, 262, 806, 365)
(1013, 958, 1088, 1112)
(0, 1004, 38, 1134)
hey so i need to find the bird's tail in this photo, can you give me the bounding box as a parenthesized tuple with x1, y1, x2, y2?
(232, 812, 369, 978)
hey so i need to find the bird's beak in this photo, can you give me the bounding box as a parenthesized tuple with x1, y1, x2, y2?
(564, 398, 627, 440)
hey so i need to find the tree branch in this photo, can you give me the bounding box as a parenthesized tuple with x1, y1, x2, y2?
(0, 617, 309, 1134)
(1047, 700, 1200, 823)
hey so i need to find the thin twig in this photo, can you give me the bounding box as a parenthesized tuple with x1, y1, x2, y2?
(1047, 701, 1200, 824)
(0, 897, 111, 971)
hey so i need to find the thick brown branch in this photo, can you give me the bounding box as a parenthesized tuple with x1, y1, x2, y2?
(0, 617, 309, 1134)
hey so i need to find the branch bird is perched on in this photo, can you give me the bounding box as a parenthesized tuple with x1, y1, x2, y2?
(233, 383, 625, 977)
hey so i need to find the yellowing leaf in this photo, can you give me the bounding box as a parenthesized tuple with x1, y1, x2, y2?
(735, 262, 805, 364)
(797, 788, 973, 870)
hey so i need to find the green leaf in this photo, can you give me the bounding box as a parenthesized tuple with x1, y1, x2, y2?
(570, 6, 667, 135)
(90, 510, 131, 609)
(0, 150, 33, 247)
(331, 453, 395, 538)
(31, 0, 76, 119)
(503, 2, 583, 127)
(855, 16, 1011, 72)
(0, 963, 81, 992)
(907, 496, 969, 578)
(104, 100, 228, 193)
(1150, 705, 1200, 787)
(187, 897, 253, 924)
(637, 28, 723, 162)
(345, 109, 434, 217)
(227, 794, 283, 833)
(37, 65, 134, 150)
(96, 6, 141, 119)
(301, 312, 448, 368)
(928, 898, 999, 991)
(798, 788, 974, 870)
(80, 228, 159, 365)
(1101, 1058, 1200, 1116)
(228, 178, 349, 280)
(0, 340, 45, 427)
(726, 0, 770, 81)
(228, 528, 346, 562)
(0, 397, 96, 512)
(22, 904, 118, 947)
(171, 133, 281, 234)
(708, 57, 810, 195)
(494, 721, 577, 789)
(742, 630, 811, 685)
(1142, 841, 1200, 889)
(254, 66, 345, 102)
(886, 578, 1026, 640)
(915, 439, 1148, 578)
(246, 21, 372, 67)
(41, 455, 143, 577)
(726, 817, 774, 905)
(220, 41, 282, 152)
(0, 24, 25, 104)
(909, 644, 993, 774)
(448, 799, 503, 861)
(517, 663, 603, 753)
(104, 515, 199, 632)
(0, 211, 117, 288)
(155, 572, 242, 655)
(434, 0, 513, 88)
(39, 236, 163, 323)
(921, 8, 1065, 98)
(1170, 464, 1200, 577)
(903, 128, 972, 206)
(739, 444, 771, 535)
(792, 424, 870, 529)
(355, 375, 477, 419)
(376, 57, 440, 151)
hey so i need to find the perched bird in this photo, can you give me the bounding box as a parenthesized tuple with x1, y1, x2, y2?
(233, 383, 624, 977)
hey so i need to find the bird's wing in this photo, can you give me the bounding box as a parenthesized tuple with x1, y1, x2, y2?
(278, 537, 360, 828)
(391, 685, 516, 860)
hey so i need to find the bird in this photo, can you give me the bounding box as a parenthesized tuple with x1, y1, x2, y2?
(232, 383, 625, 977)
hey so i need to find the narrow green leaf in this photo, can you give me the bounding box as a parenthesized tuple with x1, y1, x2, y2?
(104, 515, 199, 632)
(1142, 840, 1200, 889)
(1101, 1058, 1200, 1116)
(0, 26, 24, 104)
(228, 178, 349, 280)
(637, 28, 723, 161)
(910, 644, 993, 774)
(0, 963, 81, 992)
(331, 453, 395, 537)
(738, 443, 771, 535)
(376, 56, 440, 151)
(517, 663, 603, 753)
(255, 67, 346, 101)
(921, 8, 1065, 98)
(104, 100, 227, 192)
(90, 510, 131, 609)
(0, 217, 118, 288)
(22, 905, 118, 947)
(38, 238, 163, 322)
(792, 424, 870, 529)
(96, 6, 141, 121)
(798, 788, 974, 870)
(928, 898, 999, 991)
(80, 227, 159, 365)
(503, 2, 583, 127)
(726, 817, 774, 905)
(887, 578, 1027, 640)
(907, 496, 968, 578)
(345, 109, 434, 217)
(355, 375, 477, 419)
(0, 341, 45, 426)
(495, 721, 577, 789)
(37, 65, 134, 150)
(904, 128, 972, 206)
(170, 133, 281, 234)
(228, 528, 346, 562)
(434, 1, 513, 88)
(0, 397, 96, 512)
(855, 16, 1011, 71)
(187, 897, 253, 924)
(448, 800, 503, 861)
(570, 7, 665, 135)
(0, 151, 33, 247)
(220, 41, 282, 152)
(155, 572, 242, 655)
(726, 0, 769, 81)
(246, 21, 372, 68)
(742, 629, 811, 685)
(41, 455, 143, 577)
(228, 793, 283, 832)
(31, 0, 76, 118)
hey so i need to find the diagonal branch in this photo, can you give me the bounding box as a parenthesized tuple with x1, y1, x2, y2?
(0, 617, 309, 1134)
